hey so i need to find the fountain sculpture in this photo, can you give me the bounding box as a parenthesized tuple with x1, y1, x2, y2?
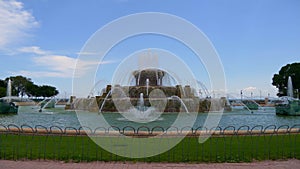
(68, 68, 227, 118)
(287, 76, 294, 98)
(38, 98, 56, 112)
(0, 79, 18, 114)
(7, 79, 11, 102)
(275, 76, 300, 115)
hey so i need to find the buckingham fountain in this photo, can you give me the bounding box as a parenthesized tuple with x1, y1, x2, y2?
(67, 68, 229, 118)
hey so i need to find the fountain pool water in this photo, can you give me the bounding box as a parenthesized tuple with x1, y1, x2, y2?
(120, 106, 163, 123)
(116, 92, 164, 123)
(1, 105, 300, 130)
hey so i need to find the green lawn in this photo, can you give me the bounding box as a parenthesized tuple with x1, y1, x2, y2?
(0, 133, 299, 162)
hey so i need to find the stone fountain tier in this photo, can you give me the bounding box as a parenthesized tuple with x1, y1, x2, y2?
(66, 97, 229, 113)
(100, 85, 196, 98)
(95, 95, 228, 113)
(96, 97, 207, 112)
(133, 69, 165, 86)
(66, 84, 229, 112)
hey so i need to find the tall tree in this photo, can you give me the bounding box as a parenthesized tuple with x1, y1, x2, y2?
(25, 83, 40, 97)
(272, 62, 300, 98)
(2, 76, 59, 98)
(6, 76, 33, 97)
(0, 79, 6, 98)
(38, 85, 59, 98)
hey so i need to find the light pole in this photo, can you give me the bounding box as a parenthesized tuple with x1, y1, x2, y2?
(259, 90, 262, 99)
(240, 90, 243, 100)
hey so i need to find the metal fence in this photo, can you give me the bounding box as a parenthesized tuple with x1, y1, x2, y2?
(0, 124, 300, 162)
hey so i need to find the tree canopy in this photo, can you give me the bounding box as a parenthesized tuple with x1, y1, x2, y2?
(0, 76, 59, 98)
(272, 62, 300, 98)
(0, 80, 6, 98)
(5, 76, 33, 97)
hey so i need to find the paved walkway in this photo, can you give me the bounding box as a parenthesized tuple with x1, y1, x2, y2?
(0, 160, 299, 169)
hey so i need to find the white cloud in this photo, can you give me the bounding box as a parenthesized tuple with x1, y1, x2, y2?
(243, 86, 257, 92)
(32, 55, 116, 78)
(10, 55, 77, 78)
(18, 46, 48, 55)
(0, 0, 38, 48)
(32, 55, 77, 77)
(14, 70, 68, 78)
(76, 52, 98, 56)
(13, 51, 117, 78)
(12, 44, 118, 78)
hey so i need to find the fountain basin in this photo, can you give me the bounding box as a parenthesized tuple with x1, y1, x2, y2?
(40, 99, 56, 109)
(275, 97, 300, 116)
(275, 76, 300, 116)
(242, 100, 259, 110)
(0, 99, 18, 114)
(0, 79, 19, 114)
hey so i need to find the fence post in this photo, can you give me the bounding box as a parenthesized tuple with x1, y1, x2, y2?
(8, 124, 21, 160)
(0, 124, 8, 160)
(263, 125, 276, 160)
(49, 126, 63, 161)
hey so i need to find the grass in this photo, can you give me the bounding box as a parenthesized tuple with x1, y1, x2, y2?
(0, 133, 299, 162)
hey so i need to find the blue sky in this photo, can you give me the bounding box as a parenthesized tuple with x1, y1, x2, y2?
(0, 0, 299, 98)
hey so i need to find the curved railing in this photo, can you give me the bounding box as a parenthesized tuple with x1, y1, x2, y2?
(1, 124, 299, 136)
